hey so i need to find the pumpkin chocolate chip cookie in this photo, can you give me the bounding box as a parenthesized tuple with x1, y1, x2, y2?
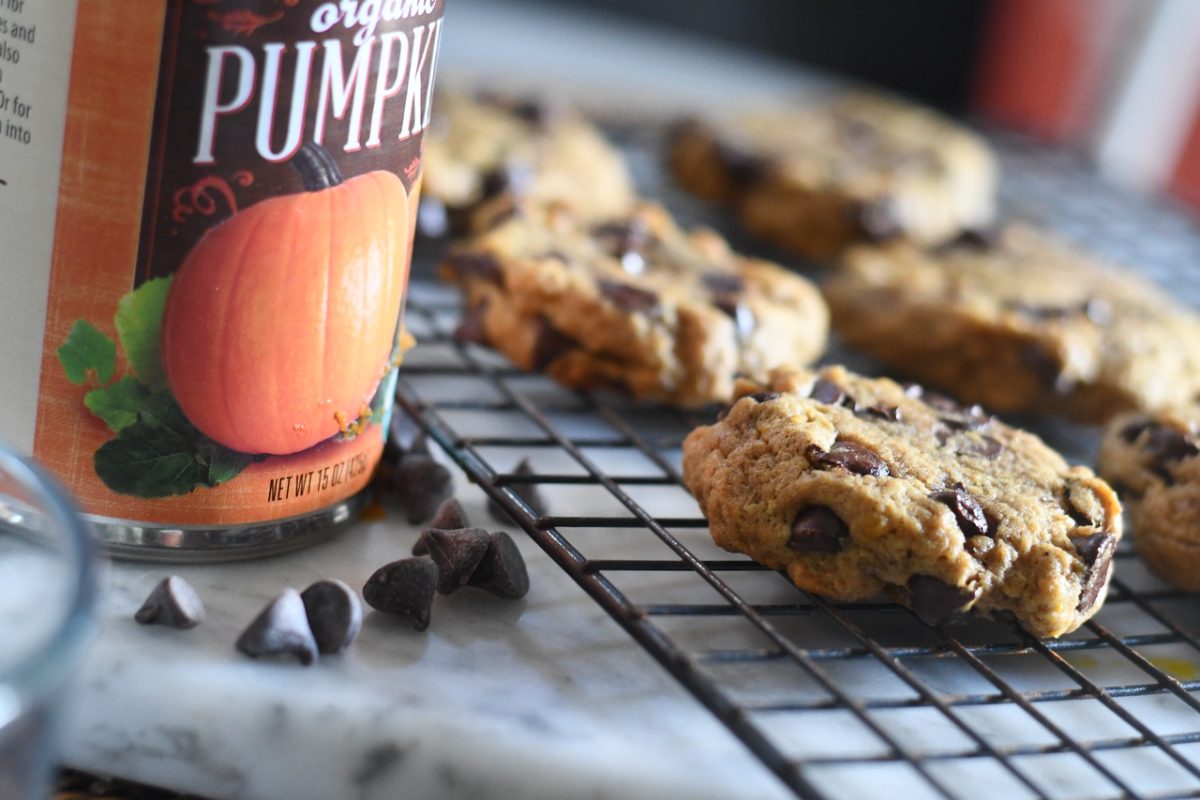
(681, 365, 1123, 638)
(440, 202, 829, 408)
(1098, 407, 1200, 589)
(420, 91, 635, 236)
(669, 91, 996, 259)
(825, 225, 1200, 423)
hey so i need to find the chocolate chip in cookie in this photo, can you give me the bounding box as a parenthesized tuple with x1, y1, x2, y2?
(598, 280, 660, 313)
(808, 440, 890, 477)
(907, 575, 975, 626)
(930, 485, 991, 539)
(788, 506, 849, 553)
(1073, 533, 1116, 614)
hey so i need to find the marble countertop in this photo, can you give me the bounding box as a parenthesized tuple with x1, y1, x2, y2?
(61, 466, 791, 800)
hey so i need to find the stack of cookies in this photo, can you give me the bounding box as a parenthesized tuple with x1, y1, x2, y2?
(423, 88, 1200, 637)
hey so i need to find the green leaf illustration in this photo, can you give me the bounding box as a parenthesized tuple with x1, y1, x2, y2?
(93, 392, 252, 498)
(115, 276, 173, 392)
(58, 320, 116, 386)
(84, 376, 152, 433)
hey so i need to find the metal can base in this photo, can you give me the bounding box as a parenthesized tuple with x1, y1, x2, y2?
(88, 490, 371, 563)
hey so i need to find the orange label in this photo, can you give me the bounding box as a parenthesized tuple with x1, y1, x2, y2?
(32, 0, 444, 526)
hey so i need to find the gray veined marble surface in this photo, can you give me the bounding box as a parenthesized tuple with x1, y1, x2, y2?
(61, 461, 792, 800)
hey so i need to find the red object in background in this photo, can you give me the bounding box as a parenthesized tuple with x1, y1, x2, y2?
(1170, 106, 1200, 208)
(973, 0, 1089, 142)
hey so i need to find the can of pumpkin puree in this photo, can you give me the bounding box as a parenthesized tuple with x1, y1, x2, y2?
(0, 0, 446, 560)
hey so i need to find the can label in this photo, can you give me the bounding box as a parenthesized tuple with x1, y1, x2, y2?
(17, 0, 444, 526)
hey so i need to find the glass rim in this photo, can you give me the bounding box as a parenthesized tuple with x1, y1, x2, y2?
(0, 443, 96, 707)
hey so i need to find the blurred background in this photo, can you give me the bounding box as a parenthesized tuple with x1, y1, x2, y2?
(444, 0, 1200, 213)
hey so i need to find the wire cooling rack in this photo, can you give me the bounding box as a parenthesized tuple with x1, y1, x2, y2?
(395, 128, 1200, 800)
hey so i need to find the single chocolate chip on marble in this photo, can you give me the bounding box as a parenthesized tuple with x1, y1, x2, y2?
(788, 506, 849, 553)
(236, 589, 319, 666)
(391, 455, 454, 525)
(907, 575, 975, 627)
(468, 531, 530, 599)
(413, 527, 491, 595)
(300, 580, 362, 655)
(930, 485, 991, 538)
(426, 498, 470, 532)
(444, 251, 503, 285)
(1073, 533, 1116, 614)
(488, 458, 545, 522)
(598, 280, 659, 313)
(530, 317, 578, 371)
(363, 557, 438, 631)
(809, 440, 890, 477)
(134, 575, 205, 629)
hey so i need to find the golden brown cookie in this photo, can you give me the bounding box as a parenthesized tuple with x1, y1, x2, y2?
(440, 202, 829, 407)
(825, 226, 1200, 423)
(669, 91, 996, 259)
(682, 365, 1123, 638)
(1099, 408, 1200, 589)
(421, 92, 634, 235)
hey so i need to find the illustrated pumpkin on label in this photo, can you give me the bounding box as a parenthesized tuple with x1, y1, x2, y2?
(161, 143, 411, 456)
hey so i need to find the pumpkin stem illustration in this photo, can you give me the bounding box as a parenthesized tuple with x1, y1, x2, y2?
(292, 142, 344, 190)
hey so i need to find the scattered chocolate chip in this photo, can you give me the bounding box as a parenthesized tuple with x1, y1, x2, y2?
(788, 506, 849, 553)
(1142, 425, 1199, 466)
(933, 228, 997, 254)
(749, 391, 781, 403)
(1119, 419, 1152, 443)
(444, 252, 503, 285)
(1020, 344, 1069, 393)
(134, 576, 205, 629)
(480, 161, 535, 200)
(426, 498, 470, 532)
(956, 433, 1003, 459)
(383, 413, 428, 467)
(858, 403, 901, 422)
(702, 273, 746, 295)
(714, 140, 770, 187)
(809, 378, 848, 406)
(236, 589, 319, 666)
(300, 580, 362, 655)
(468, 531, 530, 599)
(930, 485, 991, 538)
(711, 294, 756, 341)
(1073, 533, 1116, 614)
(413, 527, 491, 595)
(808, 440, 890, 477)
(488, 458, 545, 522)
(391, 455, 454, 525)
(530, 317, 577, 370)
(907, 575, 975, 626)
(856, 196, 903, 242)
(363, 557, 439, 631)
(598, 280, 659, 313)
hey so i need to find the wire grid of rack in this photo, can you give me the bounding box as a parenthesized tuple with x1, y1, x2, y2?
(394, 127, 1200, 800)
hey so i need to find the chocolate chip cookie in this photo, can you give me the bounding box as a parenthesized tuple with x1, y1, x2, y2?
(420, 92, 635, 236)
(682, 365, 1123, 638)
(669, 91, 996, 259)
(825, 225, 1200, 423)
(1099, 408, 1200, 589)
(440, 202, 829, 407)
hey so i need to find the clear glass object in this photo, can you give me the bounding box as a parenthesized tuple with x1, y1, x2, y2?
(0, 441, 96, 799)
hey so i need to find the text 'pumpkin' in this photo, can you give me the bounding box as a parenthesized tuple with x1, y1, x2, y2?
(161, 144, 411, 455)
